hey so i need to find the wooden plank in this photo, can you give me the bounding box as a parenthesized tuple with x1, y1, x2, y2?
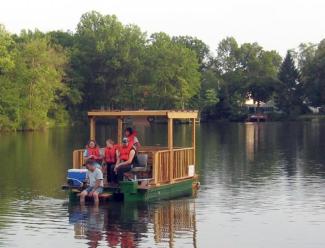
(117, 117, 123, 144)
(90, 117, 96, 140)
(172, 175, 194, 181)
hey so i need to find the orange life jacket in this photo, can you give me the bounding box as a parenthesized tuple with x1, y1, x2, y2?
(127, 134, 140, 149)
(87, 147, 100, 158)
(119, 145, 135, 161)
(104, 146, 117, 163)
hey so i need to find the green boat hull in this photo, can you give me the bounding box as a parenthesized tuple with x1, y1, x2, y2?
(68, 178, 197, 203)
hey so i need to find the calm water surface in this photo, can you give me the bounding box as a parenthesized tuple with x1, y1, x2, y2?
(1, 121, 325, 247)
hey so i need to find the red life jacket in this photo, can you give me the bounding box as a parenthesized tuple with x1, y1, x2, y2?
(127, 133, 140, 148)
(119, 145, 134, 161)
(87, 147, 100, 158)
(127, 135, 134, 147)
(104, 146, 117, 163)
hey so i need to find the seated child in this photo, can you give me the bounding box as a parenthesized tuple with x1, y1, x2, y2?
(83, 140, 102, 167)
(104, 139, 118, 183)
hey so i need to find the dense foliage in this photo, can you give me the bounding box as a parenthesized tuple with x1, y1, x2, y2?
(0, 11, 324, 130)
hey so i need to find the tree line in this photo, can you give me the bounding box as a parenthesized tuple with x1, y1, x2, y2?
(0, 11, 324, 130)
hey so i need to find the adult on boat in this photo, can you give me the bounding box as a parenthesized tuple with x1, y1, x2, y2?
(111, 137, 136, 184)
(104, 139, 118, 183)
(125, 127, 140, 150)
(83, 140, 102, 166)
(80, 160, 104, 205)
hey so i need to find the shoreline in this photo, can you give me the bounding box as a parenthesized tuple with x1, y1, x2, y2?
(1, 114, 325, 132)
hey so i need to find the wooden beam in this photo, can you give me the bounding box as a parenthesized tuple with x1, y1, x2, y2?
(90, 117, 96, 140)
(88, 110, 169, 117)
(168, 118, 174, 182)
(117, 117, 123, 144)
(87, 110, 198, 119)
(167, 111, 198, 119)
(192, 118, 196, 165)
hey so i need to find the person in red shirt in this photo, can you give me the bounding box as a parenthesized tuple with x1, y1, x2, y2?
(104, 139, 118, 183)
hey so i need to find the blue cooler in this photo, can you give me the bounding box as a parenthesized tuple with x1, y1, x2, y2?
(67, 169, 87, 187)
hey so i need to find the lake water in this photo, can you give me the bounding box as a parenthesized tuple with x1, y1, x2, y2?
(1, 121, 325, 247)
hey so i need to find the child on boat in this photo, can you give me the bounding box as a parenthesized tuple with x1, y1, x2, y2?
(80, 160, 104, 205)
(83, 140, 102, 167)
(103, 139, 118, 184)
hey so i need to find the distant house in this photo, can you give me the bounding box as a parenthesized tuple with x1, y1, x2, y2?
(244, 98, 276, 113)
(307, 106, 321, 114)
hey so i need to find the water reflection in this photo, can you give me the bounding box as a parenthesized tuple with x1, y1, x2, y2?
(68, 200, 197, 248)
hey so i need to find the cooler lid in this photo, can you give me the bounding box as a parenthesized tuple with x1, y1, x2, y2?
(68, 169, 87, 173)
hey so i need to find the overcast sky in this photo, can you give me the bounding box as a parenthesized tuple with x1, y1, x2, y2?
(0, 0, 324, 55)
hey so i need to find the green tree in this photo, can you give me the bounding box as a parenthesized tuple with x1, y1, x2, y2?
(15, 35, 68, 129)
(71, 11, 146, 110)
(144, 32, 201, 109)
(0, 25, 20, 130)
(240, 43, 282, 107)
(172, 35, 210, 70)
(213, 37, 244, 117)
(198, 69, 221, 107)
(246, 77, 279, 108)
(276, 51, 303, 116)
(47, 30, 74, 48)
(299, 40, 325, 107)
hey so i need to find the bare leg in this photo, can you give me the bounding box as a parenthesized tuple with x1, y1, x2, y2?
(93, 191, 99, 205)
(80, 190, 88, 204)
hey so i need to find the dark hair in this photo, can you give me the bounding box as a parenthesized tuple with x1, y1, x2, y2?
(125, 127, 133, 135)
(85, 159, 96, 166)
(87, 140, 97, 148)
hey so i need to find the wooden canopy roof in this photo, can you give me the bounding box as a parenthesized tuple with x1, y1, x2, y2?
(88, 110, 198, 119)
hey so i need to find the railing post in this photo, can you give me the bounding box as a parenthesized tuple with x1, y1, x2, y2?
(168, 118, 174, 182)
(153, 152, 160, 186)
(192, 118, 196, 166)
(90, 117, 96, 140)
(73, 150, 77, 169)
(117, 117, 123, 144)
(73, 150, 84, 169)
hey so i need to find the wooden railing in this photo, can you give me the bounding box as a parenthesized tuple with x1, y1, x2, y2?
(152, 147, 195, 185)
(72, 146, 196, 186)
(173, 148, 195, 180)
(153, 150, 170, 184)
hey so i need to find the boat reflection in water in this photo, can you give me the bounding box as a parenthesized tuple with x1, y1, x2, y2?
(68, 200, 197, 247)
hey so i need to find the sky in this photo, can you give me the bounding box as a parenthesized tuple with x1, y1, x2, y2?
(0, 0, 324, 56)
